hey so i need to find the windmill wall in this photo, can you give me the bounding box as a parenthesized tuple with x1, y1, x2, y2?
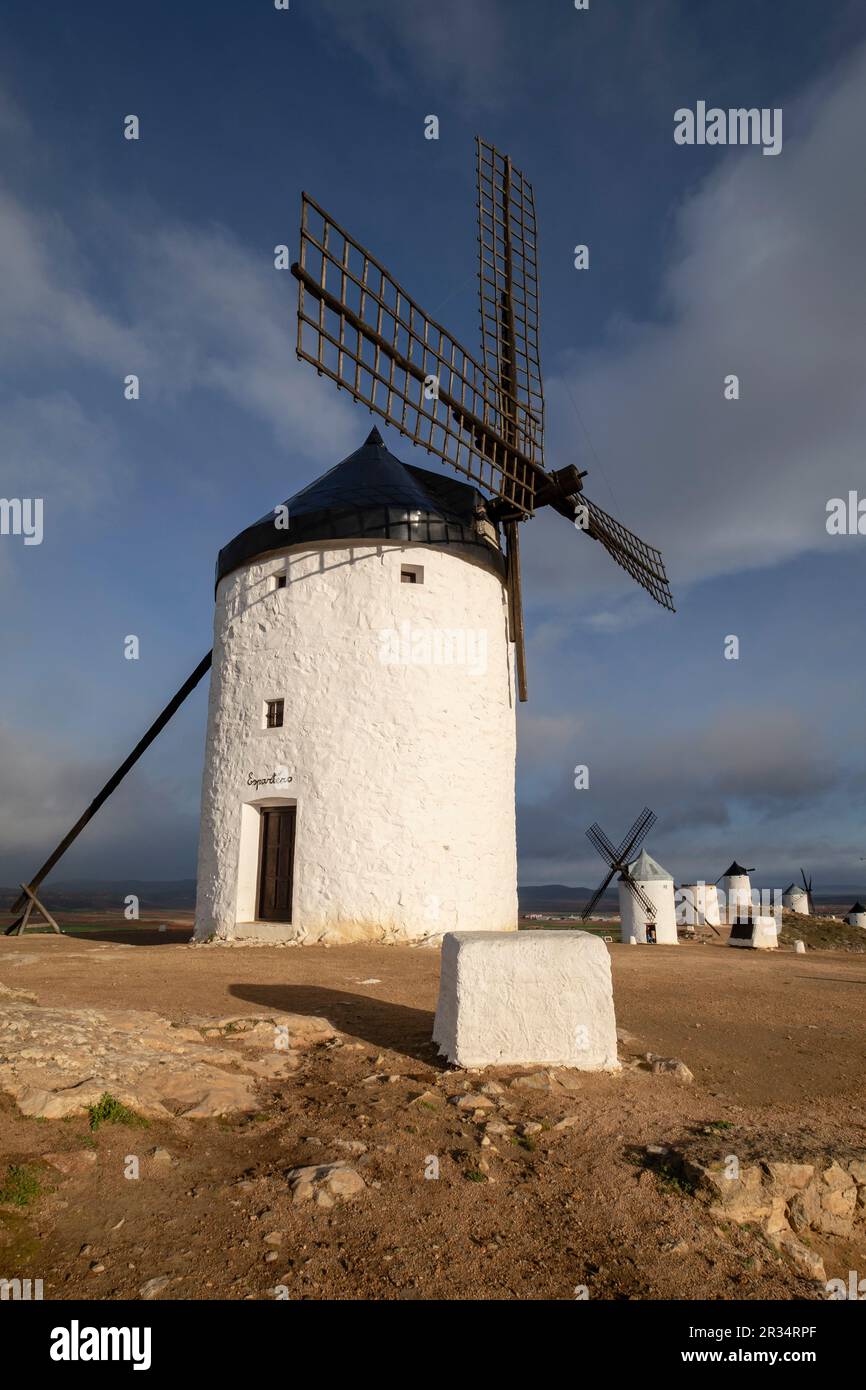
(619, 877, 678, 944)
(676, 882, 721, 929)
(782, 888, 809, 915)
(722, 872, 752, 922)
(194, 539, 518, 944)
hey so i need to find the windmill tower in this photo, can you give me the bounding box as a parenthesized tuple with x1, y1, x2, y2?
(7, 141, 674, 947)
(676, 881, 722, 934)
(193, 427, 519, 944)
(720, 860, 754, 923)
(783, 870, 813, 916)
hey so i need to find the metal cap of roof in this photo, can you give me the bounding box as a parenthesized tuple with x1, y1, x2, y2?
(624, 849, 673, 883)
(722, 861, 752, 878)
(215, 428, 503, 587)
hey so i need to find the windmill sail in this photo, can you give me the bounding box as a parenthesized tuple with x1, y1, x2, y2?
(582, 808, 658, 921)
(581, 495, 675, 612)
(475, 138, 544, 454)
(291, 195, 544, 516)
(620, 872, 657, 918)
(292, 145, 676, 625)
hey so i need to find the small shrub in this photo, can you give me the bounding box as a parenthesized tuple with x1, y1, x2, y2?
(0, 1164, 40, 1207)
(87, 1094, 148, 1132)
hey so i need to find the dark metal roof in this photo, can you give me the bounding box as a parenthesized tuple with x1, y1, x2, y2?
(849, 902, 866, 915)
(216, 428, 503, 587)
(722, 861, 752, 877)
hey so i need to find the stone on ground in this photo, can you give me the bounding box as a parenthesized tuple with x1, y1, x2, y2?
(432, 930, 619, 1070)
(0, 997, 334, 1120)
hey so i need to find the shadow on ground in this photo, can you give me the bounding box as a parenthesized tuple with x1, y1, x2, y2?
(62, 927, 193, 947)
(229, 982, 440, 1064)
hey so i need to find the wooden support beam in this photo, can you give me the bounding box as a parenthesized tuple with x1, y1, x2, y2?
(7, 882, 63, 936)
(5, 652, 213, 932)
(504, 519, 528, 703)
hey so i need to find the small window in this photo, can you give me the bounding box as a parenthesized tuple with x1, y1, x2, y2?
(275, 574, 286, 589)
(265, 699, 284, 729)
(401, 565, 423, 584)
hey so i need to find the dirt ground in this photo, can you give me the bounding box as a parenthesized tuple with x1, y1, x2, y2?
(1, 923, 865, 1301)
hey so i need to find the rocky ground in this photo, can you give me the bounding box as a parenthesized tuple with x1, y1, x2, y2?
(1, 926, 865, 1301)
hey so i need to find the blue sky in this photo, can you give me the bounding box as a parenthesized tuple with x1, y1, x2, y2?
(1, 0, 864, 894)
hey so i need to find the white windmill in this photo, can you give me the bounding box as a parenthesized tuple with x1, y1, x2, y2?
(783, 870, 813, 916)
(6, 141, 674, 947)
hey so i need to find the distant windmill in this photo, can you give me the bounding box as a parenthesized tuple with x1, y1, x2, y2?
(581, 807, 657, 922)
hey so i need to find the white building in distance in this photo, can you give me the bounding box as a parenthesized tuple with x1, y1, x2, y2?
(676, 881, 721, 930)
(194, 430, 518, 945)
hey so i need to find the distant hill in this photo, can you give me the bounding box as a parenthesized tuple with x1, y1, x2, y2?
(0, 880, 197, 911)
(2, 878, 860, 916)
(519, 884, 607, 911)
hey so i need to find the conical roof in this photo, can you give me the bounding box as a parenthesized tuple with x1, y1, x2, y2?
(782, 883, 802, 896)
(624, 849, 673, 883)
(722, 861, 751, 878)
(216, 428, 502, 586)
(848, 902, 866, 915)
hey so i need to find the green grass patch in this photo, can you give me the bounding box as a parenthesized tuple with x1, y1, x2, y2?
(87, 1094, 148, 1132)
(654, 1160, 695, 1196)
(0, 1163, 41, 1207)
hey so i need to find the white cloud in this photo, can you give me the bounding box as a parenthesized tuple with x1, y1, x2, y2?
(0, 182, 358, 469)
(0, 391, 123, 510)
(0, 189, 142, 371)
(125, 221, 358, 459)
(312, 0, 509, 110)
(528, 44, 866, 611)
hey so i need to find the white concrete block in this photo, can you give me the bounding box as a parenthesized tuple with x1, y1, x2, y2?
(728, 915, 779, 949)
(752, 916, 779, 949)
(432, 930, 619, 1070)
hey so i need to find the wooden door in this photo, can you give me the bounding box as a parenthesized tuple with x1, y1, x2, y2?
(258, 807, 296, 922)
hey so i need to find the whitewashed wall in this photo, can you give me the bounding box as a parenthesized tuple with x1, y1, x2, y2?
(194, 539, 518, 944)
(619, 876, 678, 944)
(723, 872, 752, 920)
(782, 888, 809, 914)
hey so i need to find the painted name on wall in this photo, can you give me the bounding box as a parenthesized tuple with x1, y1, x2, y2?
(246, 771, 293, 790)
